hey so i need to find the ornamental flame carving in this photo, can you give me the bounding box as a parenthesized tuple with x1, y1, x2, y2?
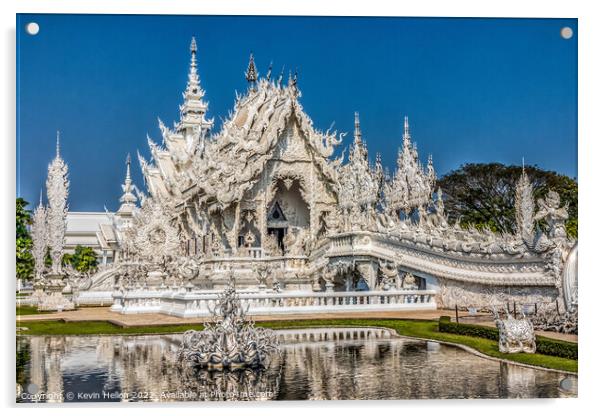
(125, 198, 181, 264)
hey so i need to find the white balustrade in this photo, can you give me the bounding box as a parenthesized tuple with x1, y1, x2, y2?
(111, 289, 437, 317)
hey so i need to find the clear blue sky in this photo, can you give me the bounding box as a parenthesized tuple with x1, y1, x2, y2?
(16, 14, 577, 212)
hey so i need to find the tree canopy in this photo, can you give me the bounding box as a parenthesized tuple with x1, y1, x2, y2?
(62, 245, 99, 274)
(436, 163, 577, 238)
(16, 198, 34, 281)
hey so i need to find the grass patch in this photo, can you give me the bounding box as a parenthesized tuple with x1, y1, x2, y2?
(16, 318, 577, 373)
(18, 320, 203, 335)
(16, 306, 52, 316)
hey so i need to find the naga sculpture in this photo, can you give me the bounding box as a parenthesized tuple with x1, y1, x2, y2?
(177, 281, 280, 369)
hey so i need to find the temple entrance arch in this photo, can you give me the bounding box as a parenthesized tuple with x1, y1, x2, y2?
(266, 179, 310, 253)
(267, 202, 287, 250)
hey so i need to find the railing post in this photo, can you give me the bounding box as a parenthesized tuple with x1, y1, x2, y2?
(455, 304, 459, 324)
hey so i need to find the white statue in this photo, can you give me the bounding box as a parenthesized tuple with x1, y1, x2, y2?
(534, 190, 569, 240)
(493, 307, 536, 354)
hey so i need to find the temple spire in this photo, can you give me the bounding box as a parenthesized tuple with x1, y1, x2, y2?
(245, 53, 258, 88)
(185, 37, 200, 95)
(177, 37, 212, 133)
(126, 153, 132, 181)
(118, 153, 137, 216)
(55, 130, 61, 158)
(354, 111, 362, 145)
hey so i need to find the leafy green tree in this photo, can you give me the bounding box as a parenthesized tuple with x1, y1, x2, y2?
(62, 245, 98, 273)
(16, 198, 34, 280)
(437, 163, 577, 238)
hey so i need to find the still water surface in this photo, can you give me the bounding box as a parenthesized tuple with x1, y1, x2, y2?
(16, 327, 576, 401)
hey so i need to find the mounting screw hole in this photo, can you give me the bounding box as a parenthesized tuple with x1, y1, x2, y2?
(25, 22, 40, 36)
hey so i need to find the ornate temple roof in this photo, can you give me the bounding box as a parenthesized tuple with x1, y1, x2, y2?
(140, 40, 343, 210)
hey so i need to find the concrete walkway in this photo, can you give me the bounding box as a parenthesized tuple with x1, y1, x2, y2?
(16, 306, 577, 343)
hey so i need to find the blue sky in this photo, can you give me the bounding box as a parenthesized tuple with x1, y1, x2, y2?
(16, 14, 577, 212)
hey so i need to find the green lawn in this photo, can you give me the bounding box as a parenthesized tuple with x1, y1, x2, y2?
(17, 317, 578, 373)
(16, 306, 52, 316)
(17, 320, 203, 335)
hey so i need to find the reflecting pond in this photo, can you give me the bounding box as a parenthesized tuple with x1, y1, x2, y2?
(16, 327, 577, 402)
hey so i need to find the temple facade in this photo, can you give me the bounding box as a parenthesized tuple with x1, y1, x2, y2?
(53, 38, 576, 315)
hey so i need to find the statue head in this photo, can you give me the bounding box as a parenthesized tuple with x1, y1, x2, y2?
(546, 191, 561, 208)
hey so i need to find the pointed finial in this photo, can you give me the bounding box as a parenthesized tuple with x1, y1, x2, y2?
(126, 153, 132, 180)
(354, 112, 362, 144)
(266, 61, 273, 81)
(38, 188, 43, 207)
(185, 37, 199, 91)
(55, 130, 61, 157)
(403, 116, 410, 139)
(522, 157, 525, 173)
(245, 53, 258, 85)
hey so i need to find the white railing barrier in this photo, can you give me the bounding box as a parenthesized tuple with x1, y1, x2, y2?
(111, 289, 437, 317)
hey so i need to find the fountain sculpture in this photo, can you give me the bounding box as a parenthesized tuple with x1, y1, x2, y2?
(493, 307, 537, 354)
(177, 281, 280, 369)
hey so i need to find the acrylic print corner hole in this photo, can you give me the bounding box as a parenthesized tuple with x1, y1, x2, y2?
(25, 22, 39, 36)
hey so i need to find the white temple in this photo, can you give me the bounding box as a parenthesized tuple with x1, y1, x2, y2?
(36, 38, 577, 316)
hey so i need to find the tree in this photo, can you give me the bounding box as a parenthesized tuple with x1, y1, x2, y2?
(62, 245, 98, 274)
(16, 198, 34, 280)
(437, 163, 577, 238)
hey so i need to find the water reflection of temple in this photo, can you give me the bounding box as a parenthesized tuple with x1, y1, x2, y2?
(18, 329, 575, 402)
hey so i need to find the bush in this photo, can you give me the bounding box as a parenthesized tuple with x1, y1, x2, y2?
(438, 316, 577, 360)
(438, 316, 498, 341)
(536, 337, 578, 360)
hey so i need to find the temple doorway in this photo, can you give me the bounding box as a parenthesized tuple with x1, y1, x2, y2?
(267, 227, 286, 250)
(267, 201, 287, 250)
(267, 179, 310, 253)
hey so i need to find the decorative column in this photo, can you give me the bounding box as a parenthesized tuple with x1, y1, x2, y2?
(30, 192, 48, 299)
(46, 133, 69, 275)
(38, 133, 74, 311)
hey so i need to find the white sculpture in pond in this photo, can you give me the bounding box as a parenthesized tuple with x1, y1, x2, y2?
(177, 281, 280, 369)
